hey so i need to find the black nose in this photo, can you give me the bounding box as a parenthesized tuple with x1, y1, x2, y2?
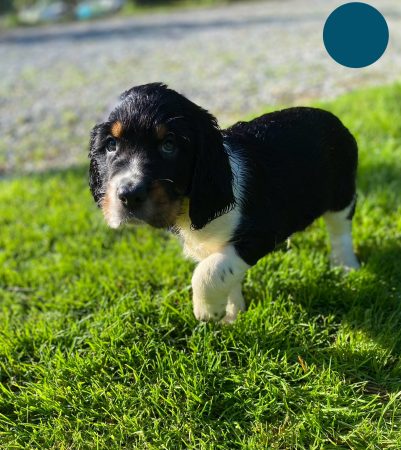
(117, 182, 148, 208)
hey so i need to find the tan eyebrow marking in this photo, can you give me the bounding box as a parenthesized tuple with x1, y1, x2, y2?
(110, 121, 123, 138)
(155, 124, 167, 140)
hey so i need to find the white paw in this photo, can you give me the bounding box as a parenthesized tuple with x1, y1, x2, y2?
(221, 284, 245, 324)
(193, 296, 227, 322)
(330, 253, 360, 272)
(221, 308, 241, 324)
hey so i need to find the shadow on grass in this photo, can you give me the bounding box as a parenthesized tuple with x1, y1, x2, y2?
(358, 159, 401, 199)
(4, 158, 401, 408)
(239, 158, 401, 397)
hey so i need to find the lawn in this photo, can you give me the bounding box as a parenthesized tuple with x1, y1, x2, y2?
(1, 83, 401, 449)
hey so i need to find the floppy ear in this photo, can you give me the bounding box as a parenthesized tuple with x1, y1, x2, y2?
(88, 124, 106, 205)
(189, 109, 234, 230)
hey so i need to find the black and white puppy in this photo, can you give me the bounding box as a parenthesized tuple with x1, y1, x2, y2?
(89, 82, 359, 323)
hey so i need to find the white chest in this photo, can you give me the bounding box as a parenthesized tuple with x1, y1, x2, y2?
(176, 207, 241, 261)
(176, 142, 244, 261)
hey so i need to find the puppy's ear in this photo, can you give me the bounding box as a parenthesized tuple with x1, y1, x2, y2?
(88, 124, 105, 205)
(189, 110, 234, 230)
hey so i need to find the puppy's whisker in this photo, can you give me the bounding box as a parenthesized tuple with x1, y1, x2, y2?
(165, 116, 185, 124)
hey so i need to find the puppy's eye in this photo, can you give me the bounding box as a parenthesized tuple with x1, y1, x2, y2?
(160, 135, 177, 157)
(106, 138, 117, 153)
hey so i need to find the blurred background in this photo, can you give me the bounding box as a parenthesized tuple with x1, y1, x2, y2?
(0, 0, 400, 174)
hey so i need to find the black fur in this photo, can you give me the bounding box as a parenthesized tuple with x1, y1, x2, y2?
(89, 124, 109, 204)
(224, 107, 358, 265)
(89, 83, 358, 267)
(89, 83, 234, 229)
(188, 105, 234, 229)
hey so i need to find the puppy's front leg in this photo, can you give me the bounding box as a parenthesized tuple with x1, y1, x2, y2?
(192, 246, 249, 322)
(223, 284, 246, 324)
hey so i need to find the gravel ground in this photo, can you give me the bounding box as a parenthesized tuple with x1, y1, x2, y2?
(1, 0, 401, 173)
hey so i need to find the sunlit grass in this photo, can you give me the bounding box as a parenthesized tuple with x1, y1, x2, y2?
(1, 83, 401, 448)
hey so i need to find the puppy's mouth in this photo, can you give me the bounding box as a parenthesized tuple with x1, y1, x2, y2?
(102, 179, 184, 229)
(123, 205, 179, 229)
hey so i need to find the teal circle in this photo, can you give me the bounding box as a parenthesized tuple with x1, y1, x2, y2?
(323, 2, 389, 68)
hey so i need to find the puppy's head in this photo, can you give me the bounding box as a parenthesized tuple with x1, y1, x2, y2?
(89, 83, 234, 230)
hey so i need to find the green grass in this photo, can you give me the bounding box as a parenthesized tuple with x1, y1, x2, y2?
(1, 83, 401, 449)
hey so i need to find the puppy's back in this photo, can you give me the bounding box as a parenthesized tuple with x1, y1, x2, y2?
(224, 107, 358, 260)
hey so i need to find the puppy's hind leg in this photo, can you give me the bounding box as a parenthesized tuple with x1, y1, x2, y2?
(323, 198, 360, 270)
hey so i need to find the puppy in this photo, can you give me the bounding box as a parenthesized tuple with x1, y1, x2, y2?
(89, 82, 359, 323)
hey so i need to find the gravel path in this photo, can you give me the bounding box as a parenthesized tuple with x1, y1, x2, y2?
(1, 0, 401, 173)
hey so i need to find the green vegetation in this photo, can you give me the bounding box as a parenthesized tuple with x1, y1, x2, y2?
(1, 84, 401, 448)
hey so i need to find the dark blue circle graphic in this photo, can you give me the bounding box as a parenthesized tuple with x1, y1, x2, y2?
(323, 2, 389, 68)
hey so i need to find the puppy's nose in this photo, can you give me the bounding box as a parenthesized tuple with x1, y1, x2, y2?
(117, 182, 148, 208)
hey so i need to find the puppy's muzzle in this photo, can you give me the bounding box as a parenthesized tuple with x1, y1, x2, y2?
(117, 180, 149, 209)
(112, 177, 182, 229)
